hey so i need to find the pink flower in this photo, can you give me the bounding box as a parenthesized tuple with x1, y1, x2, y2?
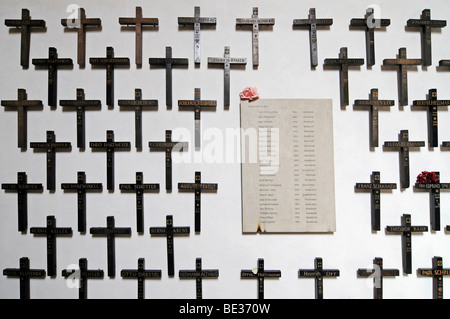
(240, 87, 259, 101)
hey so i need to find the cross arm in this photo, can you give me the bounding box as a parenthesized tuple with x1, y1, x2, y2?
(5, 19, 46, 28)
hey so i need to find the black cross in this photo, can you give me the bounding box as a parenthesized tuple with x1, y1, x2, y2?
(418, 256, 450, 299)
(149, 215, 190, 277)
(386, 214, 428, 274)
(298, 257, 340, 299)
(4, 9, 46, 68)
(241, 258, 281, 299)
(90, 216, 131, 277)
(119, 172, 159, 233)
(3, 257, 45, 299)
(30, 215, 72, 277)
(59, 88, 101, 149)
(62, 258, 103, 299)
(179, 257, 219, 299)
(61, 171, 103, 233)
(357, 257, 399, 299)
(121, 258, 161, 299)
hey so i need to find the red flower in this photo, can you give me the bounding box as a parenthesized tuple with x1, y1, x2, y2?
(416, 171, 437, 183)
(240, 87, 259, 101)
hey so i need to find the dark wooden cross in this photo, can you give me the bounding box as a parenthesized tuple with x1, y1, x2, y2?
(89, 47, 130, 107)
(61, 8, 101, 67)
(383, 130, 425, 189)
(324, 47, 364, 107)
(61, 171, 102, 233)
(90, 216, 131, 277)
(62, 258, 103, 299)
(3, 257, 46, 299)
(179, 257, 219, 299)
(178, 88, 217, 148)
(4, 9, 46, 68)
(32, 47, 73, 107)
(1, 172, 43, 232)
(119, 6, 159, 66)
(208, 46, 247, 107)
(178, 171, 218, 233)
(241, 258, 281, 299)
(119, 172, 159, 233)
(149, 215, 190, 277)
(30, 130, 72, 191)
(383, 48, 422, 106)
(357, 257, 399, 299)
(148, 130, 188, 191)
(293, 8, 333, 67)
(418, 256, 450, 299)
(30, 215, 72, 277)
(407, 9, 447, 66)
(298, 257, 340, 299)
(118, 88, 158, 149)
(350, 8, 391, 66)
(149, 47, 188, 108)
(60, 88, 101, 149)
(439, 60, 450, 67)
(412, 89, 450, 147)
(386, 214, 428, 274)
(236, 7, 275, 67)
(354, 88, 395, 148)
(178, 6, 216, 64)
(414, 172, 450, 231)
(121, 258, 161, 299)
(89, 130, 131, 191)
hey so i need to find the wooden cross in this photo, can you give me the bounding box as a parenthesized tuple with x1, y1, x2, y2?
(357, 257, 399, 299)
(61, 8, 101, 67)
(383, 48, 422, 106)
(62, 258, 103, 299)
(30, 130, 72, 191)
(1, 172, 43, 232)
(1, 88, 42, 148)
(119, 6, 159, 66)
(354, 88, 395, 148)
(407, 9, 447, 66)
(32, 47, 73, 107)
(418, 256, 450, 299)
(2, 257, 45, 299)
(350, 8, 391, 66)
(412, 89, 450, 147)
(149, 215, 190, 277)
(383, 130, 425, 189)
(355, 171, 397, 231)
(118, 88, 158, 149)
(89, 130, 131, 191)
(30, 215, 72, 277)
(61, 171, 102, 233)
(119, 172, 160, 233)
(4, 9, 46, 68)
(90, 216, 131, 277)
(89, 47, 130, 107)
(149, 47, 188, 108)
(236, 7, 275, 67)
(208, 46, 247, 107)
(298, 257, 340, 299)
(241, 258, 281, 299)
(324, 47, 364, 107)
(293, 8, 333, 67)
(121, 258, 161, 299)
(178, 88, 217, 148)
(179, 257, 219, 299)
(178, 6, 216, 64)
(59, 88, 101, 149)
(148, 130, 188, 191)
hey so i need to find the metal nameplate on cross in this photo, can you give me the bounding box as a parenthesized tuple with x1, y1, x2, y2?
(62, 258, 103, 299)
(3, 257, 45, 299)
(298, 257, 340, 299)
(121, 258, 161, 299)
(241, 258, 281, 299)
(357, 257, 399, 299)
(179, 257, 219, 299)
(418, 256, 450, 299)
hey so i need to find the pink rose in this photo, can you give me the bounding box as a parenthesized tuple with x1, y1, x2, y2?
(240, 87, 259, 101)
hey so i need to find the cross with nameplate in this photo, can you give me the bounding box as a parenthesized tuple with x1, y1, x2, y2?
(407, 9, 447, 66)
(241, 258, 281, 299)
(4, 9, 46, 68)
(383, 130, 425, 189)
(121, 258, 161, 299)
(30, 131, 72, 191)
(149, 215, 190, 277)
(61, 171, 103, 233)
(62, 258, 103, 299)
(3, 257, 46, 299)
(60, 88, 102, 149)
(119, 172, 160, 233)
(179, 258, 219, 299)
(298, 257, 340, 299)
(357, 257, 399, 299)
(32, 47, 73, 107)
(418, 256, 450, 299)
(30, 215, 72, 277)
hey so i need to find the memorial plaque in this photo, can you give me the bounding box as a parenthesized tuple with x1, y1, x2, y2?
(3, 257, 45, 299)
(62, 258, 103, 299)
(357, 257, 399, 299)
(418, 256, 450, 299)
(298, 257, 340, 299)
(241, 258, 281, 299)
(121, 258, 161, 299)
(179, 258, 219, 299)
